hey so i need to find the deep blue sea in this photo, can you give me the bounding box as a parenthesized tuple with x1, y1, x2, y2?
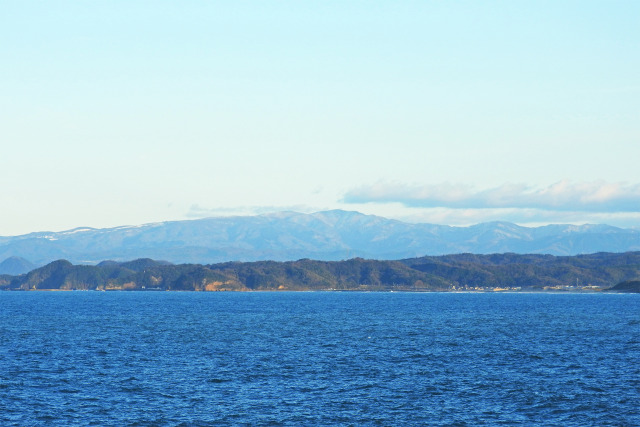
(1, 292, 639, 426)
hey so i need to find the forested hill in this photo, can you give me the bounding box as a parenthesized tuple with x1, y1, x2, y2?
(2, 252, 640, 292)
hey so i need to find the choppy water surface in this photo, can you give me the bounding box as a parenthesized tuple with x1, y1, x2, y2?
(1, 292, 639, 426)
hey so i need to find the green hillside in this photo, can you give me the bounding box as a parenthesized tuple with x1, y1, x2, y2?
(3, 252, 640, 292)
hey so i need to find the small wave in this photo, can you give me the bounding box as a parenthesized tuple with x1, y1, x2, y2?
(207, 378, 232, 383)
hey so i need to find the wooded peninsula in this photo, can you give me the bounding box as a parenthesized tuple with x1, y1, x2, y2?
(2, 252, 640, 292)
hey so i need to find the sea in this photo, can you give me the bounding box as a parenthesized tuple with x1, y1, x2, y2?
(0, 291, 638, 426)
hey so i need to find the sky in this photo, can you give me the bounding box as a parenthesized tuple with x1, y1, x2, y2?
(1, 1, 639, 235)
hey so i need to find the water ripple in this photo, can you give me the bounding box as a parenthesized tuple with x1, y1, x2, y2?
(0, 292, 638, 425)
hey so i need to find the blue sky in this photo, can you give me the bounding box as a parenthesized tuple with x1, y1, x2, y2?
(2, 1, 639, 235)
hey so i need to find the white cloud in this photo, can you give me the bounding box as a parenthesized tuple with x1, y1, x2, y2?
(343, 180, 640, 213)
(185, 204, 320, 219)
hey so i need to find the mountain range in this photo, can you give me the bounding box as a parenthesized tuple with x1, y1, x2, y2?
(1, 210, 640, 273)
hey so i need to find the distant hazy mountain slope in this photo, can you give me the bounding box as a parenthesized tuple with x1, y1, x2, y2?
(0, 256, 36, 275)
(0, 210, 639, 266)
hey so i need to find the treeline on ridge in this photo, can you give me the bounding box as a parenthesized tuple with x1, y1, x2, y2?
(2, 252, 640, 292)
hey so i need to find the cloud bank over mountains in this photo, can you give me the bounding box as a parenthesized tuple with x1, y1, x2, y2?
(183, 181, 640, 230)
(344, 180, 640, 212)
